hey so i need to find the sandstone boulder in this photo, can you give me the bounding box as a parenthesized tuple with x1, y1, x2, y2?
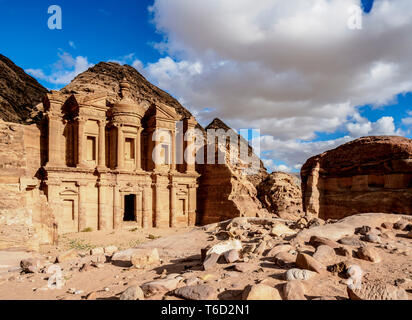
(57, 249, 79, 263)
(295, 253, 326, 274)
(283, 280, 306, 300)
(242, 284, 282, 300)
(257, 172, 303, 220)
(313, 245, 336, 265)
(120, 285, 145, 300)
(285, 268, 317, 281)
(174, 285, 216, 300)
(347, 282, 409, 300)
(356, 247, 381, 263)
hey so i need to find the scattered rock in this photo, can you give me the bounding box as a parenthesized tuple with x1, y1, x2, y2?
(355, 226, 371, 235)
(141, 278, 181, 297)
(283, 280, 306, 300)
(266, 244, 292, 257)
(174, 285, 216, 300)
(203, 253, 220, 271)
(130, 248, 160, 269)
(334, 246, 351, 257)
(254, 241, 266, 256)
(346, 265, 363, 289)
(207, 240, 243, 256)
(242, 284, 282, 300)
(223, 250, 240, 263)
(309, 236, 340, 249)
(362, 234, 381, 244)
(348, 282, 409, 300)
(295, 253, 326, 274)
(270, 223, 296, 237)
(274, 252, 296, 267)
(356, 247, 381, 263)
(57, 249, 79, 263)
(104, 246, 118, 256)
(85, 291, 97, 300)
(381, 222, 393, 229)
(338, 237, 364, 247)
(285, 268, 317, 281)
(90, 247, 104, 256)
(120, 285, 145, 300)
(394, 220, 409, 231)
(20, 258, 44, 273)
(313, 245, 336, 264)
(233, 263, 257, 273)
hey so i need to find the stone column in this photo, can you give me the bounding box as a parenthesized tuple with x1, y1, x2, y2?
(136, 191, 143, 228)
(155, 183, 163, 228)
(98, 182, 110, 231)
(77, 181, 88, 232)
(117, 125, 125, 170)
(185, 130, 196, 173)
(171, 130, 177, 172)
(98, 120, 106, 169)
(188, 184, 197, 227)
(136, 128, 142, 171)
(113, 184, 122, 230)
(77, 118, 86, 168)
(170, 183, 178, 227)
(47, 114, 64, 167)
(45, 179, 61, 233)
(142, 183, 152, 229)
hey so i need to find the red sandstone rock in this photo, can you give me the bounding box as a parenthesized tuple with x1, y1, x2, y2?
(301, 136, 412, 220)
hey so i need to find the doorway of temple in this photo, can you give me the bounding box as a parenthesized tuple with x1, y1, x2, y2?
(124, 194, 136, 221)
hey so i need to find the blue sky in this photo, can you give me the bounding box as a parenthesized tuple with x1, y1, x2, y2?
(0, 0, 411, 172)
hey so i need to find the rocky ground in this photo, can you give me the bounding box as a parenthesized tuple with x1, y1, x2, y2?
(0, 213, 410, 300)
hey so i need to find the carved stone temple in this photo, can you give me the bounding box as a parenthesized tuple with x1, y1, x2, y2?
(43, 79, 199, 235)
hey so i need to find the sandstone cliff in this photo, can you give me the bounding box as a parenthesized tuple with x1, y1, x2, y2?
(301, 136, 412, 220)
(0, 120, 56, 251)
(196, 118, 269, 225)
(0, 54, 48, 124)
(257, 172, 303, 220)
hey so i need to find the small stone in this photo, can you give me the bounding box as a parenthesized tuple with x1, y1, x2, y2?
(295, 253, 326, 274)
(270, 224, 296, 237)
(91, 254, 106, 264)
(334, 246, 351, 257)
(355, 226, 371, 235)
(130, 248, 160, 269)
(223, 250, 240, 263)
(381, 222, 393, 229)
(254, 241, 267, 256)
(348, 282, 409, 300)
(85, 291, 97, 300)
(57, 249, 79, 263)
(20, 258, 44, 273)
(233, 263, 257, 273)
(362, 234, 381, 244)
(393, 220, 409, 231)
(274, 252, 296, 267)
(185, 277, 200, 286)
(266, 244, 292, 257)
(120, 285, 145, 300)
(90, 247, 104, 256)
(356, 247, 381, 263)
(283, 280, 306, 300)
(141, 278, 181, 297)
(285, 268, 317, 281)
(313, 245, 336, 265)
(203, 253, 220, 271)
(339, 237, 364, 247)
(174, 285, 216, 300)
(242, 284, 282, 300)
(309, 236, 340, 249)
(104, 246, 118, 256)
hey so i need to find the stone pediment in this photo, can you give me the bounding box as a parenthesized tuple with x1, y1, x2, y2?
(153, 103, 180, 121)
(59, 189, 78, 196)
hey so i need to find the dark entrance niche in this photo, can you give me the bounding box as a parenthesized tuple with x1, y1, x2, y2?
(124, 194, 136, 221)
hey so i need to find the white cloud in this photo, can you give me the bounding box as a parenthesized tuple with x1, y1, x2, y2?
(69, 41, 76, 49)
(26, 51, 93, 85)
(142, 0, 411, 169)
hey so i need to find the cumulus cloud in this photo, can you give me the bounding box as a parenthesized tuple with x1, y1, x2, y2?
(142, 0, 411, 170)
(26, 51, 93, 85)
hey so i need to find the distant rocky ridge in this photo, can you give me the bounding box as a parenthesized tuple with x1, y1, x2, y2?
(0, 54, 48, 124)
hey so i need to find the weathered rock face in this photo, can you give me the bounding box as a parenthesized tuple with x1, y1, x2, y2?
(61, 62, 194, 120)
(257, 172, 303, 220)
(196, 118, 269, 225)
(0, 54, 48, 124)
(0, 120, 56, 250)
(301, 136, 412, 220)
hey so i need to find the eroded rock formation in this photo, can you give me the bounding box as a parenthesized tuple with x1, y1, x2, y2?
(0, 120, 56, 250)
(196, 118, 269, 225)
(301, 136, 412, 220)
(257, 172, 303, 220)
(0, 54, 48, 124)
